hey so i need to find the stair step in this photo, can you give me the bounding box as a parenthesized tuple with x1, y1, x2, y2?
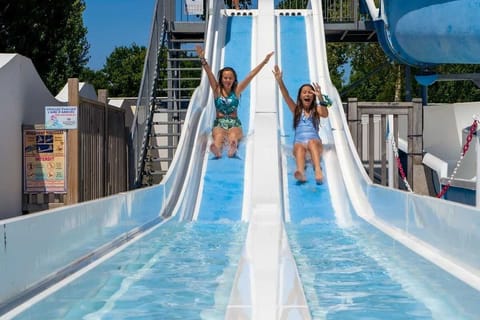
(148, 145, 178, 150)
(151, 132, 181, 137)
(153, 120, 184, 125)
(167, 57, 202, 62)
(153, 108, 188, 113)
(144, 170, 167, 176)
(162, 77, 201, 81)
(146, 157, 174, 163)
(161, 87, 198, 92)
(166, 67, 202, 71)
(169, 48, 198, 53)
(155, 98, 191, 103)
(170, 38, 204, 43)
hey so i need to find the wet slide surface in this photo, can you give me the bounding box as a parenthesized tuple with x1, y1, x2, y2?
(278, 15, 335, 224)
(13, 219, 247, 319)
(197, 16, 253, 222)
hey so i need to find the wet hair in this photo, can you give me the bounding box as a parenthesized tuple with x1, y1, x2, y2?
(293, 84, 320, 130)
(218, 67, 238, 92)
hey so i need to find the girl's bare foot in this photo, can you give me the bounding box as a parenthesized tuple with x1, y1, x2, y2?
(228, 141, 238, 158)
(210, 143, 222, 158)
(315, 168, 323, 185)
(294, 170, 306, 183)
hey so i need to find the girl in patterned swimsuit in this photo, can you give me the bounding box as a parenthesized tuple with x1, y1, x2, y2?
(273, 65, 330, 184)
(196, 45, 274, 158)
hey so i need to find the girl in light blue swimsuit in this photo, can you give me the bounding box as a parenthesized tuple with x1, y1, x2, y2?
(294, 110, 321, 145)
(196, 45, 274, 158)
(273, 65, 331, 184)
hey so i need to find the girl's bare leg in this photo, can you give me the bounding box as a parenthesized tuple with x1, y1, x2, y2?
(233, 0, 239, 9)
(211, 127, 227, 158)
(227, 127, 243, 157)
(308, 139, 323, 183)
(293, 143, 307, 182)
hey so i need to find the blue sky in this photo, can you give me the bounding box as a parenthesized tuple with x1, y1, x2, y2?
(83, 0, 156, 70)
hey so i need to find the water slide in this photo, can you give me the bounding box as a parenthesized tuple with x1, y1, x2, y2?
(368, 0, 480, 67)
(2, 0, 480, 319)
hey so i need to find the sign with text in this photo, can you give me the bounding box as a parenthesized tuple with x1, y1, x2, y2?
(45, 106, 78, 129)
(23, 129, 67, 193)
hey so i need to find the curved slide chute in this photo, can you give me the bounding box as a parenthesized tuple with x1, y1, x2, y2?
(364, 0, 480, 67)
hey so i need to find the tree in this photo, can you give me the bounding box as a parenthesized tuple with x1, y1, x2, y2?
(427, 64, 480, 103)
(326, 43, 349, 89)
(338, 43, 480, 103)
(46, 0, 89, 93)
(0, 0, 89, 94)
(79, 67, 108, 93)
(341, 43, 400, 101)
(101, 44, 147, 97)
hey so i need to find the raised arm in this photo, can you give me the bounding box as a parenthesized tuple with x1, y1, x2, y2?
(235, 51, 274, 95)
(272, 65, 296, 113)
(312, 82, 329, 118)
(196, 45, 220, 96)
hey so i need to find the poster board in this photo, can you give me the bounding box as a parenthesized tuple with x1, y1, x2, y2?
(23, 128, 67, 193)
(45, 106, 77, 129)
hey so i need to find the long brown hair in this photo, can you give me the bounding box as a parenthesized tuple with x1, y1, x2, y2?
(218, 67, 238, 92)
(293, 84, 320, 130)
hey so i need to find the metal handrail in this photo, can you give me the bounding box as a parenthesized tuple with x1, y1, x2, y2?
(130, 0, 170, 188)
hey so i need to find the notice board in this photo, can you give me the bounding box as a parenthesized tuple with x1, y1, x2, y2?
(23, 128, 67, 193)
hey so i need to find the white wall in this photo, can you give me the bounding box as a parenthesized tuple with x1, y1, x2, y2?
(0, 54, 65, 219)
(423, 102, 480, 179)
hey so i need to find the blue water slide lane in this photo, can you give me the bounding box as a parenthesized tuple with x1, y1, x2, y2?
(278, 16, 335, 224)
(196, 17, 253, 222)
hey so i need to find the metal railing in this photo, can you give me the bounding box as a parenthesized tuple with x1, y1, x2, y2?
(131, 0, 171, 188)
(322, 0, 357, 22)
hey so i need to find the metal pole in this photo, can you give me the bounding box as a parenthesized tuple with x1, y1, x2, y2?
(421, 85, 428, 106)
(405, 65, 412, 101)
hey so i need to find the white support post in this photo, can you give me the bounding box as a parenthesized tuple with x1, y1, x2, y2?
(476, 133, 480, 207)
(387, 115, 394, 187)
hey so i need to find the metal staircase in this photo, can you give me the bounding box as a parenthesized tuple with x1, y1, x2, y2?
(142, 23, 205, 186)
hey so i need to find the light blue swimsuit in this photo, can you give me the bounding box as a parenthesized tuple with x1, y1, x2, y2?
(294, 111, 320, 144)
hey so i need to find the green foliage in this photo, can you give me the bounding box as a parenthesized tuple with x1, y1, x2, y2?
(103, 44, 146, 97)
(0, 0, 89, 94)
(427, 64, 480, 103)
(326, 43, 349, 89)
(333, 42, 480, 103)
(47, 0, 89, 93)
(343, 43, 399, 101)
(80, 44, 146, 97)
(79, 67, 108, 93)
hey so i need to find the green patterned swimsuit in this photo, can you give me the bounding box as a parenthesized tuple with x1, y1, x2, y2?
(213, 91, 242, 129)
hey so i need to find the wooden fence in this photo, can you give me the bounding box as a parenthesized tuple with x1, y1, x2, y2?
(23, 78, 128, 213)
(346, 98, 428, 194)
